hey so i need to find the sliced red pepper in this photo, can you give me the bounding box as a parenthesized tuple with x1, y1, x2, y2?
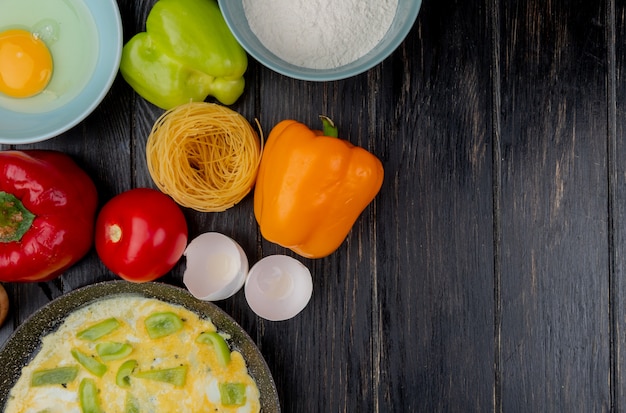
(0, 150, 98, 282)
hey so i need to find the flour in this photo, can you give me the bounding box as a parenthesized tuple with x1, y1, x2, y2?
(242, 0, 399, 70)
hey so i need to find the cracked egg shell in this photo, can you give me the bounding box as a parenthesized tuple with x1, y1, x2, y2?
(244, 255, 312, 321)
(183, 232, 248, 301)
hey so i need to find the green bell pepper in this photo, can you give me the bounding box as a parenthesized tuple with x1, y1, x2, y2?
(144, 311, 184, 339)
(116, 359, 138, 388)
(77, 317, 121, 341)
(120, 0, 248, 109)
(196, 332, 231, 367)
(31, 366, 79, 387)
(79, 378, 103, 413)
(71, 348, 108, 377)
(134, 365, 188, 387)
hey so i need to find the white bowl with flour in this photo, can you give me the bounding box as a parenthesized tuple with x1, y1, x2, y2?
(218, 0, 421, 81)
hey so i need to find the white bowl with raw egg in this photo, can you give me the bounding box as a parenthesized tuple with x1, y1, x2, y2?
(0, 0, 122, 144)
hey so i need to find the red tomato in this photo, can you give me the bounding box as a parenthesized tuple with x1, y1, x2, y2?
(95, 188, 188, 282)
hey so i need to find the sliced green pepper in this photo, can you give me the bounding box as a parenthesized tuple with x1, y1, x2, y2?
(125, 393, 140, 413)
(116, 359, 138, 388)
(120, 0, 248, 109)
(96, 342, 133, 361)
(31, 366, 79, 387)
(196, 332, 231, 367)
(79, 378, 103, 413)
(77, 318, 121, 341)
(219, 382, 247, 406)
(144, 311, 184, 339)
(71, 349, 107, 377)
(134, 365, 188, 387)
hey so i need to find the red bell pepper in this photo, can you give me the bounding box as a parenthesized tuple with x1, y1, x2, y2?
(0, 150, 98, 282)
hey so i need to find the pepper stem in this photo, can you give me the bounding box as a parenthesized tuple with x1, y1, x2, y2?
(319, 115, 338, 138)
(0, 191, 35, 243)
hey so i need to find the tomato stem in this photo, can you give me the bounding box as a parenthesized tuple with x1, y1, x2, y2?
(109, 224, 123, 243)
(0, 191, 35, 243)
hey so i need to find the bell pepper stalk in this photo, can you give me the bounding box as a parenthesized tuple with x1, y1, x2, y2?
(0, 150, 98, 282)
(120, 0, 248, 109)
(253, 117, 384, 259)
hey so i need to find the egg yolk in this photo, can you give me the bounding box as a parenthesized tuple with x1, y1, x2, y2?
(0, 29, 53, 98)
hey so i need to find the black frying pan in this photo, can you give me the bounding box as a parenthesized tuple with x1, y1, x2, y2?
(0, 280, 280, 412)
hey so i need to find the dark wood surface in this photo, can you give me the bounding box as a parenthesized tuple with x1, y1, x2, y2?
(2, 0, 625, 411)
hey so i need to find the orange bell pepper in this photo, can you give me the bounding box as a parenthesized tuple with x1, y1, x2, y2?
(254, 117, 384, 258)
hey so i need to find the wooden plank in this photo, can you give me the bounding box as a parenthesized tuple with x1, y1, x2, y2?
(611, 0, 626, 410)
(368, 0, 496, 410)
(498, 0, 611, 410)
(249, 69, 349, 410)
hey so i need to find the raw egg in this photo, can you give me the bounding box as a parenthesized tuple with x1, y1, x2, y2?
(0, 0, 99, 113)
(0, 29, 52, 97)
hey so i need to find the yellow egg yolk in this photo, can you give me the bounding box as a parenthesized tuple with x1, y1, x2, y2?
(0, 29, 53, 98)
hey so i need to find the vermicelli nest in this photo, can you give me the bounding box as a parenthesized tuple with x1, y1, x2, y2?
(146, 102, 262, 212)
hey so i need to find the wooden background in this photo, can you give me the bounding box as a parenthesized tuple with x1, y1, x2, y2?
(2, 0, 626, 411)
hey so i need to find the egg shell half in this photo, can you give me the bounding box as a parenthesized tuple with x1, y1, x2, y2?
(183, 232, 249, 301)
(244, 255, 313, 321)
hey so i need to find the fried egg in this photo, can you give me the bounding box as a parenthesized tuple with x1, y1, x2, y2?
(0, 0, 98, 113)
(3, 296, 261, 413)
